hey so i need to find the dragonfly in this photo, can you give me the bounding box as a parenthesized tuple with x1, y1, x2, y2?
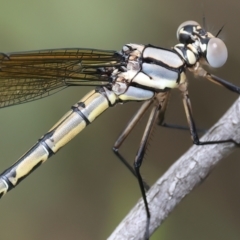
(0, 20, 239, 239)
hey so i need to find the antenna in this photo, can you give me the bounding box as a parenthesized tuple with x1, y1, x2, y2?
(216, 25, 224, 37)
(201, 0, 207, 31)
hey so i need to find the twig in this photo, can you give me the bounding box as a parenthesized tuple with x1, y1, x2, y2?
(108, 97, 240, 240)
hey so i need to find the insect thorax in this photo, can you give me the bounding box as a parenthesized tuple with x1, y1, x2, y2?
(111, 43, 187, 101)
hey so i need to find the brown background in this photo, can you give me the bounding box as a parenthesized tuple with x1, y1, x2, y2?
(0, 0, 240, 239)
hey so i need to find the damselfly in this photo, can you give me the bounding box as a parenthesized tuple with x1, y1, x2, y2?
(0, 21, 239, 239)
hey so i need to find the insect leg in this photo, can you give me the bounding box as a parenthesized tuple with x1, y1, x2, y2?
(205, 73, 240, 93)
(195, 66, 240, 94)
(113, 100, 153, 190)
(134, 103, 161, 240)
(157, 91, 206, 133)
(179, 82, 239, 146)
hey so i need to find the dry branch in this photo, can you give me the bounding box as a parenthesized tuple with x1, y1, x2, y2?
(108, 97, 240, 240)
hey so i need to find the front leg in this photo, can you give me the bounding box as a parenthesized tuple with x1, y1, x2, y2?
(179, 82, 239, 146)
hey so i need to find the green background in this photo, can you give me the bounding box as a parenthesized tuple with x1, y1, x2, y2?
(0, 0, 240, 239)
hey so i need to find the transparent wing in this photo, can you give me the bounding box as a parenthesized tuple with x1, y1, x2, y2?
(0, 48, 123, 108)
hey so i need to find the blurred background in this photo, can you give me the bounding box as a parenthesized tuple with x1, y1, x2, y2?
(0, 0, 240, 239)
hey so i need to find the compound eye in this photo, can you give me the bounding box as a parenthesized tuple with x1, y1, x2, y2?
(176, 20, 200, 42)
(206, 38, 228, 68)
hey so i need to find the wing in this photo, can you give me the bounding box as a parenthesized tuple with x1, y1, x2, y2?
(0, 48, 123, 108)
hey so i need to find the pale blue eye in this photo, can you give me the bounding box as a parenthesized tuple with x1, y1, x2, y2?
(206, 38, 228, 68)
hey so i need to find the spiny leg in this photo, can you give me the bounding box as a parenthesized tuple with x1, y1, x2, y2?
(162, 65, 240, 136)
(113, 98, 162, 239)
(113, 100, 153, 148)
(134, 92, 168, 217)
(156, 91, 170, 126)
(157, 91, 206, 133)
(179, 81, 239, 146)
(192, 65, 240, 94)
(134, 103, 161, 240)
(158, 91, 192, 130)
(113, 100, 153, 191)
(112, 91, 184, 192)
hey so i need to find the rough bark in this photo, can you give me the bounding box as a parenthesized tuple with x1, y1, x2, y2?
(108, 97, 240, 240)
